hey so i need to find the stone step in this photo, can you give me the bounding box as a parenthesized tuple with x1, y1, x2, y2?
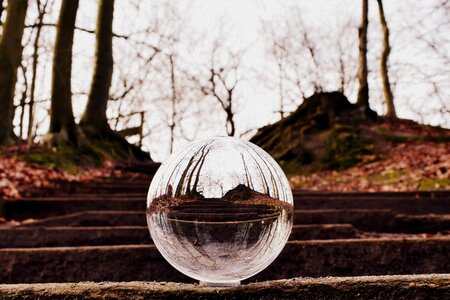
(0, 274, 448, 299)
(0, 238, 448, 283)
(294, 195, 450, 214)
(0, 226, 149, 248)
(4, 199, 144, 220)
(6, 192, 449, 221)
(392, 214, 450, 234)
(51, 193, 147, 199)
(52, 184, 149, 195)
(14, 209, 450, 233)
(115, 162, 161, 175)
(19, 211, 145, 227)
(0, 224, 359, 248)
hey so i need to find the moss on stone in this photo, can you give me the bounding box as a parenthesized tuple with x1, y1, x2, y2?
(321, 126, 373, 171)
(367, 169, 408, 186)
(417, 178, 450, 191)
(21, 144, 103, 173)
(19, 132, 151, 172)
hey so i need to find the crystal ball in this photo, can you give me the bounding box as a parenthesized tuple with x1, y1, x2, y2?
(147, 137, 293, 286)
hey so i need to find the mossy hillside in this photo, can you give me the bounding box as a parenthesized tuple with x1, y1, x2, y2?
(321, 125, 374, 171)
(251, 92, 450, 175)
(20, 135, 147, 173)
(251, 92, 376, 174)
(291, 167, 450, 191)
(23, 147, 99, 173)
(22, 144, 102, 173)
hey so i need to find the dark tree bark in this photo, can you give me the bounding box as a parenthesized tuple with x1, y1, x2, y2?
(0, 0, 5, 28)
(80, 0, 114, 132)
(79, 0, 150, 161)
(0, 0, 28, 145)
(46, 0, 80, 146)
(356, 0, 369, 110)
(377, 0, 396, 118)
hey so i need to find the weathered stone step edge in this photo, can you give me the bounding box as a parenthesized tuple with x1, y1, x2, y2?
(0, 274, 448, 300)
(295, 197, 450, 214)
(0, 224, 359, 248)
(4, 200, 144, 220)
(1, 238, 448, 283)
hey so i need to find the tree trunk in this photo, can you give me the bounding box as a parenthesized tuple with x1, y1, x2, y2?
(46, 0, 80, 146)
(28, 0, 50, 145)
(0, 0, 28, 145)
(78, 0, 150, 161)
(377, 0, 396, 118)
(0, 0, 5, 29)
(356, 0, 369, 109)
(80, 0, 114, 132)
(169, 54, 176, 154)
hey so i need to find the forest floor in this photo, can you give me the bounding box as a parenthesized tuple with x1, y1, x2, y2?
(0, 143, 125, 199)
(290, 141, 450, 191)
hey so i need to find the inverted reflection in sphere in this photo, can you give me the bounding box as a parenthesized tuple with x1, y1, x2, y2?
(147, 137, 293, 286)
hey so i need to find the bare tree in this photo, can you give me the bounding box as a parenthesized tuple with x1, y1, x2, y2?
(262, 9, 358, 119)
(377, 0, 396, 118)
(200, 39, 244, 137)
(0, 0, 28, 145)
(45, 0, 79, 146)
(356, 0, 370, 111)
(263, 23, 291, 119)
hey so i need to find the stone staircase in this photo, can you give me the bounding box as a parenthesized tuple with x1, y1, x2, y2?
(0, 167, 449, 298)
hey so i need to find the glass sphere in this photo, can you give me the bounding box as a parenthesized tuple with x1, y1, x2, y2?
(147, 137, 293, 286)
